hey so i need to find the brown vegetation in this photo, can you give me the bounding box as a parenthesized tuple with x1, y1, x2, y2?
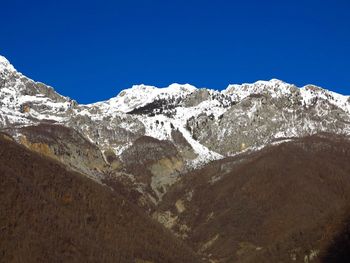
(2, 129, 350, 263)
(158, 134, 350, 262)
(0, 134, 202, 263)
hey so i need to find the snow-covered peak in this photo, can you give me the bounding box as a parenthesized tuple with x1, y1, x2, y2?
(0, 55, 16, 73)
(255, 78, 286, 85)
(224, 78, 288, 90)
(127, 84, 158, 93)
(300, 85, 350, 113)
(222, 79, 350, 112)
(223, 78, 295, 100)
(166, 83, 197, 92)
(92, 83, 197, 113)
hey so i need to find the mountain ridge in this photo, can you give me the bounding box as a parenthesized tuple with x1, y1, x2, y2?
(1, 54, 350, 202)
(1, 55, 348, 104)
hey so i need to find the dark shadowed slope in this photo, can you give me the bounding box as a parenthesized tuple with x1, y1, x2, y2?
(156, 134, 350, 263)
(320, 213, 350, 263)
(0, 134, 202, 263)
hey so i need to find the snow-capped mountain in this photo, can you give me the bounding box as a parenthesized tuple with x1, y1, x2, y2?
(1, 55, 350, 199)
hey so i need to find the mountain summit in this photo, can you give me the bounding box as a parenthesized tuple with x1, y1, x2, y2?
(0, 55, 15, 73)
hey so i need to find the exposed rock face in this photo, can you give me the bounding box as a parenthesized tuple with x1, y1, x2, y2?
(3, 124, 108, 179)
(182, 89, 211, 107)
(188, 88, 350, 155)
(121, 136, 180, 166)
(120, 136, 184, 199)
(171, 129, 197, 160)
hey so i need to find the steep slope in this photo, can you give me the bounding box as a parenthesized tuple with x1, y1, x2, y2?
(155, 134, 350, 262)
(0, 134, 203, 263)
(3, 123, 109, 179)
(0, 56, 350, 207)
(1, 56, 350, 165)
(320, 213, 350, 262)
(1, 54, 350, 202)
(0, 56, 75, 127)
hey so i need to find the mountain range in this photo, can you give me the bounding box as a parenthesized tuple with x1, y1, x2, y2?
(1, 55, 350, 262)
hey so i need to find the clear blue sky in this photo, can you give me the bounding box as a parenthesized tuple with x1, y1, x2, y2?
(1, 0, 350, 103)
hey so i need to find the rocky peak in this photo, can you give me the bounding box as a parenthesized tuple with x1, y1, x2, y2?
(93, 83, 197, 114)
(223, 78, 297, 101)
(0, 55, 16, 73)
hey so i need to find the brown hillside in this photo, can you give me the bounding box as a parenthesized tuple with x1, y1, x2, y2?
(157, 134, 350, 262)
(0, 134, 202, 263)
